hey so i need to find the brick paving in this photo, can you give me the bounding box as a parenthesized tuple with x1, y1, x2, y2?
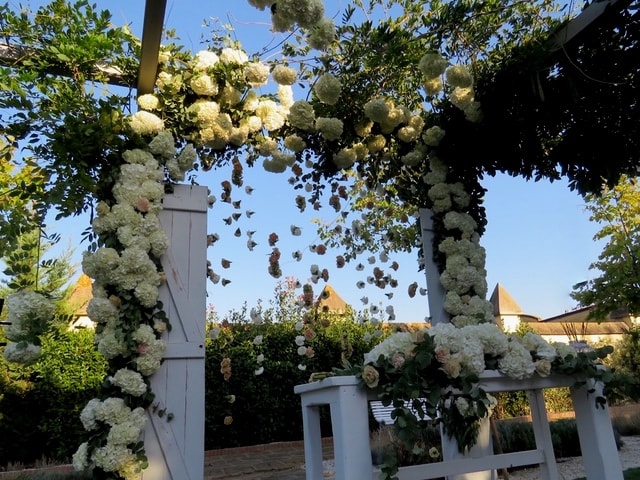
(204, 438, 335, 480)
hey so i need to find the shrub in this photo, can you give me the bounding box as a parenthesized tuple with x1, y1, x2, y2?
(0, 328, 107, 466)
(204, 315, 385, 449)
(609, 326, 640, 401)
(495, 418, 622, 460)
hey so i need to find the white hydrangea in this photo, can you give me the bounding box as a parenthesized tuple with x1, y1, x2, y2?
(4, 291, 55, 343)
(97, 333, 128, 359)
(128, 111, 164, 136)
(278, 85, 294, 109)
(308, 17, 336, 50)
(148, 131, 176, 160)
(521, 332, 557, 361)
(82, 248, 120, 284)
(92, 443, 135, 472)
(423, 126, 446, 146)
(334, 147, 357, 169)
(220, 47, 248, 65)
(72, 442, 91, 471)
(315, 117, 343, 141)
(429, 322, 464, 352)
(450, 87, 474, 110)
(137, 94, 159, 111)
(498, 341, 536, 379)
(3, 342, 41, 365)
(418, 52, 448, 78)
(445, 65, 473, 88)
(193, 50, 219, 70)
(190, 74, 219, 96)
(255, 100, 286, 131)
(364, 331, 417, 364)
(313, 73, 341, 105)
(284, 134, 306, 152)
(364, 98, 390, 123)
(110, 368, 148, 397)
(272, 65, 297, 85)
(86, 297, 119, 325)
(245, 62, 270, 86)
(288, 100, 316, 131)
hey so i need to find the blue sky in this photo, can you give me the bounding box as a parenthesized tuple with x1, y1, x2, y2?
(15, 0, 603, 321)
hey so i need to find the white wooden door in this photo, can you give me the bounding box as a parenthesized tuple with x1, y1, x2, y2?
(142, 185, 208, 480)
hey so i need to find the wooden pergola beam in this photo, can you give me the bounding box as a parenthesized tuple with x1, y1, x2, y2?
(551, 0, 631, 49)
(0, 0, 168, 93)
(137, 0, 168, 95)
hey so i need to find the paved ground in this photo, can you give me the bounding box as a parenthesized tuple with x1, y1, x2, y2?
(204, 438, 335, 480)
(2, 436, 638, 479)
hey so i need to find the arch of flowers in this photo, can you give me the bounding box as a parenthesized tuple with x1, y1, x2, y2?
(1, 0, 637, 479)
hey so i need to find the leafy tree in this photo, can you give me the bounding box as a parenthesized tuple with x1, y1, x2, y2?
(0, 141, 48, 260)
(608, 325, 640, 401)
(571, 175, 640, 319)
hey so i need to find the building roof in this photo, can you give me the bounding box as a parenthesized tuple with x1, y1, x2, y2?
(490, 283, 524, 315)
(68, 273, 93, 316)
(541, 305, 632, 323)
(530, 320, 629, 336)
(315, 284, 349, 313)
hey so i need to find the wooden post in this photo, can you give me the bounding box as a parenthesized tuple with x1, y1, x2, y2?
(142, 185, 208, 480)
(419, 208, 494, 480)
(419, 208, 449, 325)
(570, 379, 624, 480)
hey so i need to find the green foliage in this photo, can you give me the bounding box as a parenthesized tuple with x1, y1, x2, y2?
(0, 143, 47, 260)
(494, 387, 573, 419)
(0, 0, 140, 221)
(572, 176, 640, 319)
(609, 326, 640, 401)
(0, 328, 107, 466)
(496, 418, 588, 459)
(204, 314, 384, 449)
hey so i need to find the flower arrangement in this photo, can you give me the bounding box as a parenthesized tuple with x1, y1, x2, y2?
(71, 130, 195, 478)
(2, 290, 55, 365)
(348, 324, 616, 480)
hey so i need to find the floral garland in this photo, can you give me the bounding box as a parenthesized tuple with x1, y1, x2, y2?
(71, 130, 195, 478)
(351, 324, 615, 480)
(69, 11, 333, 473)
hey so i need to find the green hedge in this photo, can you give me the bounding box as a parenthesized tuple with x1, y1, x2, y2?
(0, 328, 107, 466)
(204, 316, 383, 449)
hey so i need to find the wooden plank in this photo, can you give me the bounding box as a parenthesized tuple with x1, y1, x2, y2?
(137, 0, 168, 95)
(394, 450, 545, 480)
(142, 185, 207, 480)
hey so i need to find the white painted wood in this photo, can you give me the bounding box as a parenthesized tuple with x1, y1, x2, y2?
(570, 379, 624, 480)
(419, 208, 493, 479)
(295, 377, 373, 480)
(527, 389, 559, 480)
(295, 373, 624, 480)
(419, 209, 449, 326)
(142, 185, 208, 480)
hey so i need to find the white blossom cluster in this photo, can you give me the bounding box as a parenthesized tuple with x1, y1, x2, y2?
(73, 397, 147, 479)
(365, 324, 564, 382)
(1, 290, 55, 365)
(363, 331, 416, 364)
(75, 133, 183, 477)
(418, 53, 482, 122)
(247, 0, 335, 50)
(421, 156, 494, 327)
